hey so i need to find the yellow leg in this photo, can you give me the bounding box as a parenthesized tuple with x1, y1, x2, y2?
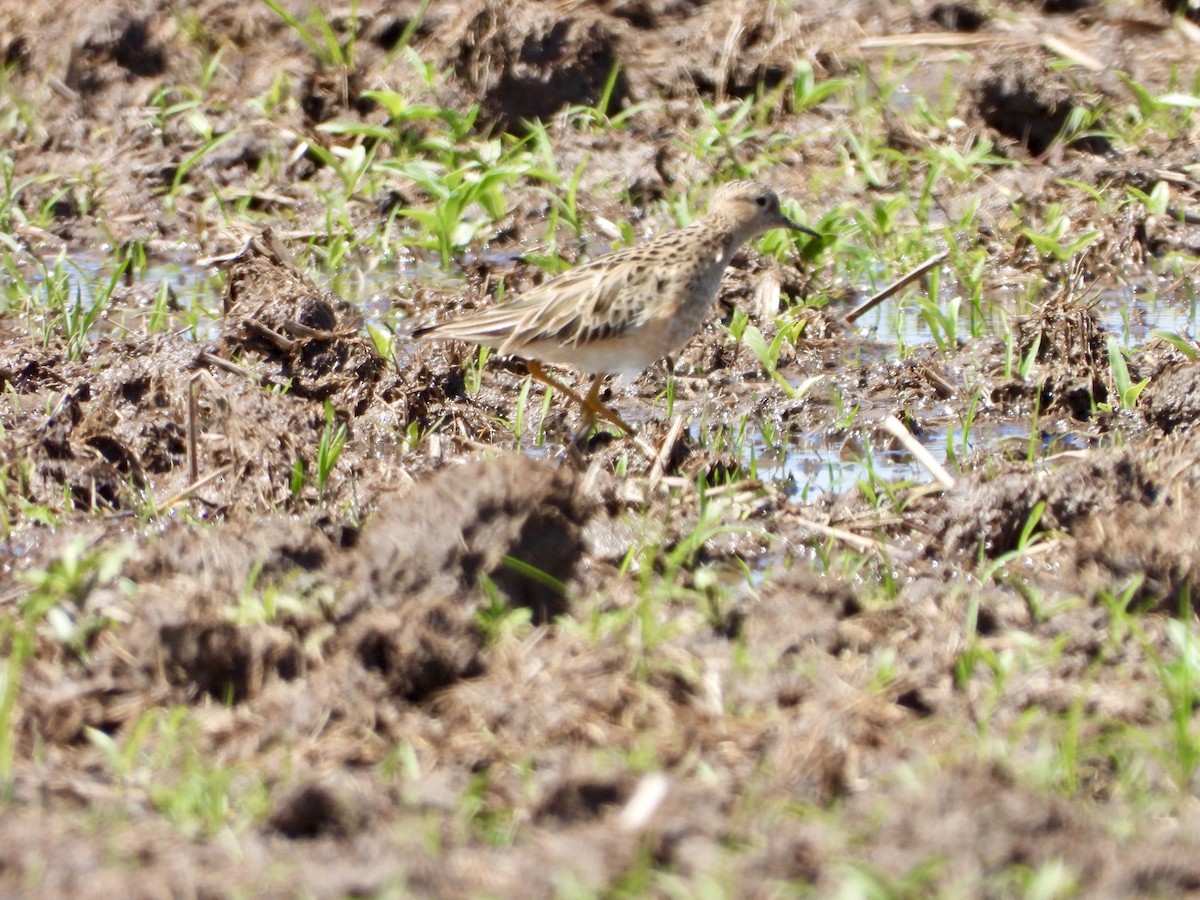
(582, 374, 638, 435)
(526, 362, 636, 436)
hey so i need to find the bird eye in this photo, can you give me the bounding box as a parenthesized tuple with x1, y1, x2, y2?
(755, 195, 767, 207)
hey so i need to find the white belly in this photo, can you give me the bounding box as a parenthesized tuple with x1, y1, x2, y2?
(522, 315, 703, 381)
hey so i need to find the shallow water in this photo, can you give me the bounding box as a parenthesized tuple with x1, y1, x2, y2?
(1094, 279, 1198, 345)
(748, 270, 1197, 498)
(7, 250, 227, 343)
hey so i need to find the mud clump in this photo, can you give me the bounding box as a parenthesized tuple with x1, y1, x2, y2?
(745, 566, 863, 659)
(268, 782, 359, 840)
(0, 337, 200, 513)
(342, 454, 591, 622)
(344, 600, 485, 704)
(5, 0, 1200, 894)
(221, 231, 386, 415)
(929, 450, 1157, 559)
(449, 2, 628, 134)
(160, 620, 304, 704)
(927, 2, 987, 31)
(535, 773, 632, 825)
(1074, 492, 1200, 612)
(1145, 363, 1200, 434)
(847, 762, 1114, 892)
(65, 14, 167, 94)
(1008, 285, 1109, 418)
(971, 60, 1110, 156)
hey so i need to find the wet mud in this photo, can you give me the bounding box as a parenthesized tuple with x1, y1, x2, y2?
(2, 0, 1200, 895)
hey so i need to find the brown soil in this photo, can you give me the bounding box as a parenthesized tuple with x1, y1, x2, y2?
(2, 0, 1200, 896)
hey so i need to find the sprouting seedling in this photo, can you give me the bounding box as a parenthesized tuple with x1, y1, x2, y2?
(163, 127, 240, 208)
(1126, 180, 1170, 216)
(538, 157, 589, 242)
(565, 62, 645, 131)
(388, 151, 534, 267)
(259, 0, 359, 70)
(289, 458, 306, 503)
(366, 321, 394, 361)
(1139, 592, 1200, 789)
(1020, 204, 1100, 261)
(790, 60, 851, 112)
(148, 280, 173, 334)
(956, 387, 983, 459)
(1119, 72, 1200, 128)
(977, 500, 1053, 585)
(1151, 330, 1198, 361)
(1020, 333, 1041, 379)
(740, 319, 822, 401)
(1103, 337, 1149, 411)
(913, 292, 961, 354)
(301, 139, 374, 198)
(315, 401, 348, 503)
(687, 97, 758, 171)
(463, 345, 490, 396)
(39, 254, 131, 360)
(1001, 328, 1041, 380)
(500, 376, 532, 441)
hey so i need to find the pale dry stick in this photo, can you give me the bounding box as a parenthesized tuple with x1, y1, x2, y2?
(618, 774, 670, 832)
(196, 235, 253, 268)
(187, 372, 200, 485)
(862, 27, 1102, 70)
(282, 319, 343, 340)
(182, 368, 232, 500)
(1019, 539, 1065, 559)
(1043, 450, 1094, 463)
(845, 250, 950, 324)
(220, 189, 301, 210)
(197, 350, 258, 381)
(627, 433, 660, 465)
(159, 464, 234, 511)
(881, 414, 956, 490)
(244, 319, 295, 352)
(788, 515, 912, 562)
(859, 33, 1002, 50)
(1155, 168, 1194, 186)
(270, 228, 323, 243)
(646, 414, 686, 492)
(922, 365, 959, 400)
(47, 76, 79, 101)
(656, 476, 764, 497)
(901, 480, 952, 506)
(1040, 34, 1103, 71)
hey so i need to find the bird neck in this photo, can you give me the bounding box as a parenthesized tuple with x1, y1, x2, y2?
(686, 213, 748, 264)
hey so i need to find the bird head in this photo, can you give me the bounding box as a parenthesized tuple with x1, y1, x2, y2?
(709, 180, 819, 240)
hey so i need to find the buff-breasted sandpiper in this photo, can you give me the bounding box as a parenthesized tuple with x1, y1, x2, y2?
(413, 180, 818, 434)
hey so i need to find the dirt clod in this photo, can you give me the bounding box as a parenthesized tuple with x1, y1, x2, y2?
(3, 0, 1200, 895)
(929, 450, 1157, 559)
(972, 61, 1110, 156)
(343, 454, 592, 622)
(449, 2, 628, 134)
(1146, 363, 1200, 433)
(269, 782, 358, 840)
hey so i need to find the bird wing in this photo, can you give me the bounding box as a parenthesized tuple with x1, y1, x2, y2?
(417, 250, 667, 354)
(519, 255, 664, 351)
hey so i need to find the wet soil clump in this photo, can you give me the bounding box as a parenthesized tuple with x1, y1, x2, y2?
(3, 0, 1200, 896)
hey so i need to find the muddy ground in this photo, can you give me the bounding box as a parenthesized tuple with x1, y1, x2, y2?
(2, 0, 1200, 896)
